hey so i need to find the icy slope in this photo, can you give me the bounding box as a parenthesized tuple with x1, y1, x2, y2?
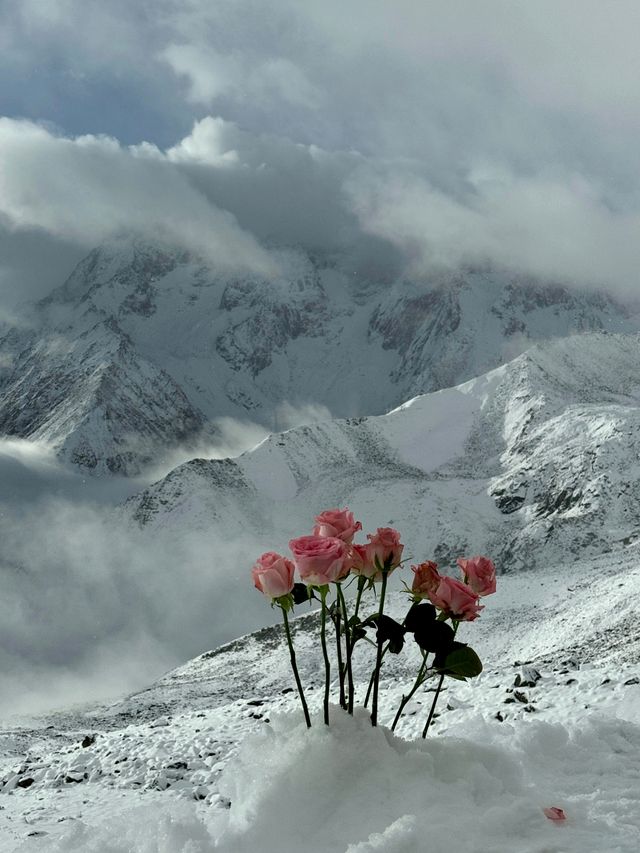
(125, 331, 640, 569)
(0, 237, 635, 472)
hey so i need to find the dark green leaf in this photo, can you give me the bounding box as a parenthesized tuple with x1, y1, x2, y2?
(386, 633, 405, 654)
(351, 625, 367, 644)
(370, 614, 406, 654)
(433, 640, 465, 668)
(414, 620, 455, 654)
(291, 583, 311, 605)
(403, 602, 436, 633)
(436, 644, 483, 679)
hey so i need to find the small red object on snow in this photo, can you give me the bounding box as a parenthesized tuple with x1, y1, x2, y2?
(543, 806, 566, 822)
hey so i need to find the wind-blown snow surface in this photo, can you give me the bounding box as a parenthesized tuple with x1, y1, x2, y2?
(1, 553, 639, 851)
(0, 238, 636, 473)
(127, 332, 640, 573)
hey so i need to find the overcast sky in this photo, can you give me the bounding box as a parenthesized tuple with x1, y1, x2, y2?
(3, 0, 640, 305)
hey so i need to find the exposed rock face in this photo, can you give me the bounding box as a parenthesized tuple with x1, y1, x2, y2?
(0, 237, 635, 473)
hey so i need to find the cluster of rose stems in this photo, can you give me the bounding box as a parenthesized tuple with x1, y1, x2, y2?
(252, 508, 496, 734)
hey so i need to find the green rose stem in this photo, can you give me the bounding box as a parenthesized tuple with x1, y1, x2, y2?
(364, 642, 388, 707)
(370, 565, 390, 727)
(391, 651, 430, 732)
(347, 576, 367, 714)
(333, 594, 347, 710)
(281, 605, 312, 729)
(345, 576, 366, 714)
(336, 584, 353, 713)
(319, 585, 331, 725)
(421, 673, 445, 738)
(422, 619, 459, 738)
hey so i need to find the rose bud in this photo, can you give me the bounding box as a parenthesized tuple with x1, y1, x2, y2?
(365, 527, 404, 578)
(289, 535, 349, 586)
(428, 576, 484, 621)
(457, 556, 496, 596)
(411, 561, 441, 599)
(313, 507, 362, 544)
(252, 552, 295, 600)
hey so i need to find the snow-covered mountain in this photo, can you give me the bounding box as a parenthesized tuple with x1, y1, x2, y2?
(0, 319, 207, 474)
(125, 332, 640, 572)
(0, 237, 635, 473)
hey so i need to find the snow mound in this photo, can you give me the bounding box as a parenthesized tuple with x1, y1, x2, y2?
(215, 708, 525, 853)
(212, 709, 640, 853)
(8, 709, 640, 852)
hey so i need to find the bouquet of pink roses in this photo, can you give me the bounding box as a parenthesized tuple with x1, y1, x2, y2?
(252, 507, 496, 734)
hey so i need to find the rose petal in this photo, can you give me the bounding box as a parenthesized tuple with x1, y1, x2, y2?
(543, 806, 567, 822)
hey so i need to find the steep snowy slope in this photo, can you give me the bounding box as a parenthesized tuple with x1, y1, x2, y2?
(0, 238, 635, 472)
(125, 332, 640, 570)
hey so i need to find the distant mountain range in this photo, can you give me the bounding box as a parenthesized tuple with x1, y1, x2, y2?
(0, 237, 636, 474)
(124, 332, 640, 572)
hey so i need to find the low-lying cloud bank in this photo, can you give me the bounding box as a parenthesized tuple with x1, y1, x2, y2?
(3, 112, 640, 309)
(0, 405, 332, 718)
(0, 492, 270, 718)
(0, 436, 264, 718)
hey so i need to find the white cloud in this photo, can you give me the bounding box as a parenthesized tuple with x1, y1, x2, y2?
(0, 118, 277, 275)
(345, 162, 640, 293)
(162, 44, 320, 110)
(144, 403, 335, 482)
(162, 44, 236, 104)
(166, 116, 241, 167)
(165, 116, 364, 253)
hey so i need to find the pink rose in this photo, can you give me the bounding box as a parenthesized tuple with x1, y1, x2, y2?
(428, 576, 483, 621)
(313, 507, 362, 544)
(289, 535, 349, 586)
(457, 556, 496, 597)
(411, 561, 441, 598)
(365, 527, 404, 577)
(252, 552, 295, 599)
(347, 543, 377, 579)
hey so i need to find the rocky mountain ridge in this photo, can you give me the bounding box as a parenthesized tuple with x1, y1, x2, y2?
(0, 237, 636, 473)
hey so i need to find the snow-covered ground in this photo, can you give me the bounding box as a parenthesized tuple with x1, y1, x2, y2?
(2, 550, 639, 852)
